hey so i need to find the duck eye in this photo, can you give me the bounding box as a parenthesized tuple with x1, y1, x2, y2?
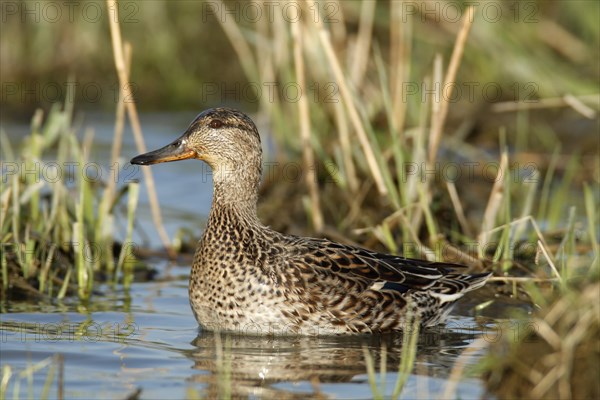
(209, 119, 224, 129)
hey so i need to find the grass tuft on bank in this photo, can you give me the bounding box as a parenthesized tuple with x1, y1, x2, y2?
(0, 104, 140, 302)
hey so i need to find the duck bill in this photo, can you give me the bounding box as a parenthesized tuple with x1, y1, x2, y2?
(130, 136, 195, 165)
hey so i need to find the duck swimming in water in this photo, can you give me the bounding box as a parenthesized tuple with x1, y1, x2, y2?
(131, 108, 490, 335)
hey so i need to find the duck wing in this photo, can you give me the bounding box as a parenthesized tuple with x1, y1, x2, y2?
(289, 237, 488, 294)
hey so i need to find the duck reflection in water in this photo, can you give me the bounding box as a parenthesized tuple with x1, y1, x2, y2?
(184, 323, 484, 399)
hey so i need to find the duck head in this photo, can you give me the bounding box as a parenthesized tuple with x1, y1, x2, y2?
(131, 108, 263, 206)
(131, 107, 262, 168)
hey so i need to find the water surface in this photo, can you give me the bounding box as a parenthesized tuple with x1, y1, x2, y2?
(2, 113, 498, 399)
(2, 264, 491, 399)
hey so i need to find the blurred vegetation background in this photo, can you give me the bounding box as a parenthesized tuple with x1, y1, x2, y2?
(2, 0, 598, 120)
(1, 3, 598, 396)
(1, 0, 598, 263)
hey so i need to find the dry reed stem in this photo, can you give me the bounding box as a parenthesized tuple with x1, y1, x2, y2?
(103, 43, 130, 213)
(563, 94, 597, 118)
(415, 359, 430, 400)
(254, 5, 270, 106)
(429, 53, 443, 163)
(350, 0, 376, 89)
(390, 1, 411, 134)
(446, 181, 473, 237)
(428, 6, 476, 165)
(379, 344, 387, 395)
(342, 179, 373, 227)
(544, 297, 571, 326)
(255, 0, 279, 115)
(533, 317, 563, 350)
(513, 167, 539, 243)
(441, 337, 487, 399)
(531, 364, 562, 398)
(0, 181, 11, 230)
(305, 0, 388, 195)
(486, 283, 599, 399)
(537, 284, 597, 399)
(487, 276, 558, 283)
(309, 375, 327, 400)
(538, 239, 561, 280)
(209, 0, 258, 81)
(333, 101, 358, 192)
(328, 0, 346, 45)
(292, 16, 323, 232)
(528, 319, 564, 398)
(478, 148, 508, 256)
(407, 75, 431, 229)
(441, 241, 483, 269)
(491, 94, 599, 118)
(481, 214, 558, 275)
(106, 0, 174, 257)
(538, 19, 588, 62)
(354, 207, 425, 252)
(57, 354, 64, 400)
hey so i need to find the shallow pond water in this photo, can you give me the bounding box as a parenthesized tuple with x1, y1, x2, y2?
(2, 113, 504, 399)
(1, 263, 493, 399)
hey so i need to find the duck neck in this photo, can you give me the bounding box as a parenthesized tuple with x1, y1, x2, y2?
(209, 163, 261, 225)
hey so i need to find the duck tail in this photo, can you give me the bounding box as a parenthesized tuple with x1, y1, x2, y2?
(460, 272, 493, 293)
(429, 272, 492, 304)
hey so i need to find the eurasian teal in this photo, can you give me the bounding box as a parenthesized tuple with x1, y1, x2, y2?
(131, 108, 491, 335)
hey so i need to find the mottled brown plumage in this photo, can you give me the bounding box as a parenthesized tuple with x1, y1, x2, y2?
(131, 108, 491, 335)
